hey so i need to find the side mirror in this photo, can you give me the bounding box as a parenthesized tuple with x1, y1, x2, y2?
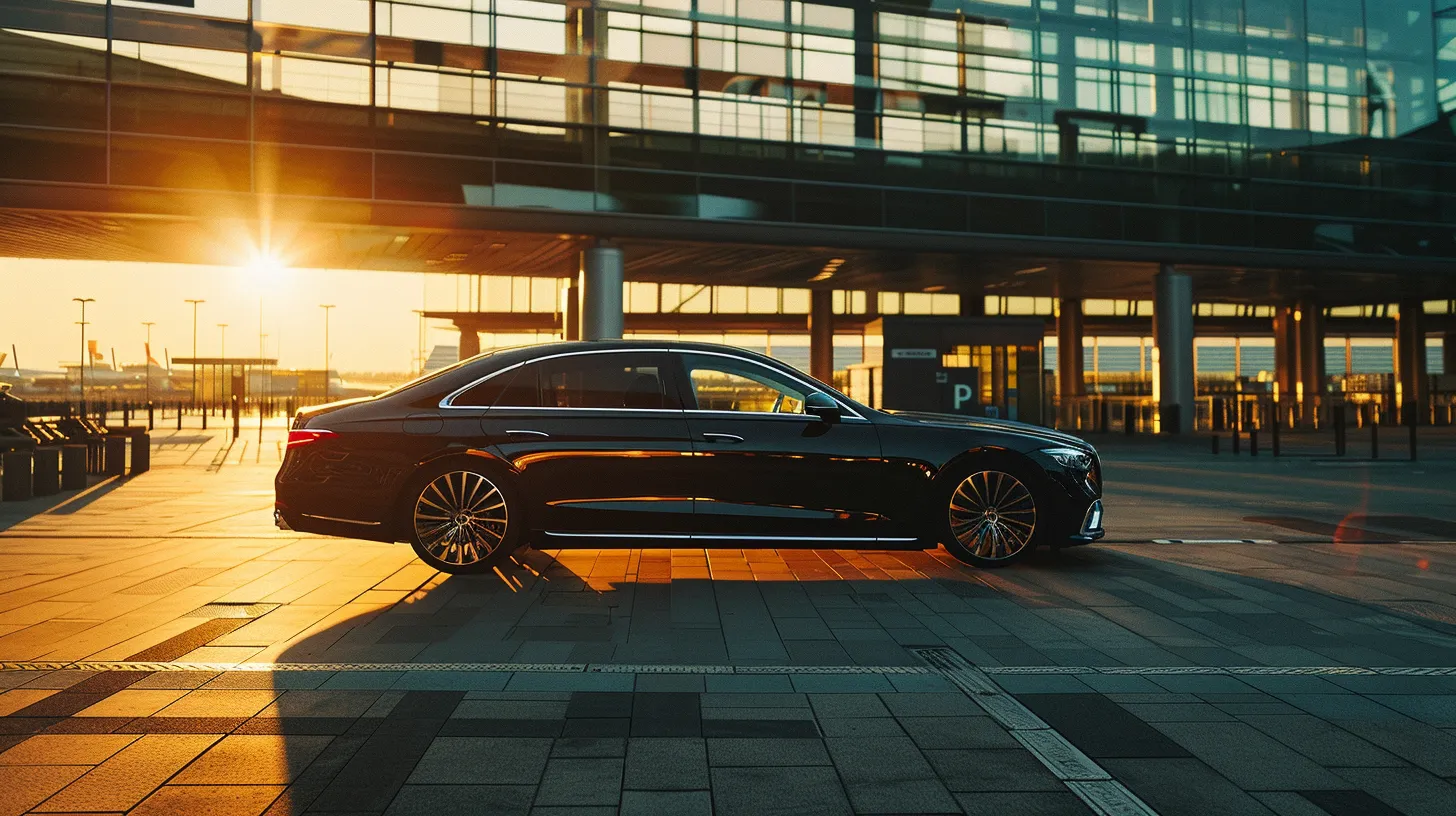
(805, 392, 841, 424)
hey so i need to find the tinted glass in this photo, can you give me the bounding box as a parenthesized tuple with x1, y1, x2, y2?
(681, 353, 807, 414)
(483, 352, 677, 409)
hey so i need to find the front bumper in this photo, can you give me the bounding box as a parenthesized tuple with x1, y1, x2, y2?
(1067, 499, 1105, 544)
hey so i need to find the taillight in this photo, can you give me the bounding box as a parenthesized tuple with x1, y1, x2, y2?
(286, 429, 336, 450)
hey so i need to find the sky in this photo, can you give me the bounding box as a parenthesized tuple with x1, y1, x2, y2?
(2, 257, 458, 374)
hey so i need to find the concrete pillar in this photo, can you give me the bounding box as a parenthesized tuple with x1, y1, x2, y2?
(1396, 299, 1427, 424)
(1272, 306, 1299, 408)
(960, 291, 986, 317)
(1297, 301, 1324, 427)
(1444, 332, 1455, 378)
(579, 244, 624, 341)
(1056, 298, 1084, 427)
(566, 284, 581, 341)
(457, 325, 480, 361)
(809, 288, 834, 385)
(1153, 266, 1194, 433)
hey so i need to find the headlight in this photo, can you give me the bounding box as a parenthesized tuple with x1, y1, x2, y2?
(1038, 447, 1093, 473)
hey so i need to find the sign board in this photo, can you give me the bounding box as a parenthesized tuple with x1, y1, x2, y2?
(890, 348, 938, 360)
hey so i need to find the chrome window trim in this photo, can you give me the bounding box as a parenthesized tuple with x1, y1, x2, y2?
(672, 348, 868, 422)
(439, 346, 868, 421)
(439, 347, 677, 409)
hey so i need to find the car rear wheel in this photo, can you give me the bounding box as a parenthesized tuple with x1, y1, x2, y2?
(939, 460, 1044, 568)
(407, 467, 520, 574)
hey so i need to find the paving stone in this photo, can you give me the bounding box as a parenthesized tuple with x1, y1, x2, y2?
(0, 734, 138, 765)
(703, 675, 793, 693)
(383, 784, 534, 816)
(624, 737, 708, 790)
(1017, 693, 1191, 759)
(631, 692, 700, 737)
(710, 766, 852, 816)
(1333, 766, 1456, 816)
(807, 693, 889, 719)
(0, 766, 88, 816)
(533, 757, 624, 807)
(310, 732, 437, 812)
(452, 700, 569, 720)
(33, 734, 219, 812)
(701, 718, 821, 738)
(878, 692, 986, 719)
(825, 736, 959, 814)
(1151, 721, 1348, 790)
(561, 718, 630, 737)
(552, 737, 626, 758)
(700, 693, 807, 709)
(634, 674, 704, 693)
(408, 737, 552, 785)
(897, 716, 1020, 750)
(621, 790, 712, 816)
(1250, 791, 1346, 816)
(1237, 714, 1405, 768)
(153, 690, 281, 719)
(566, 692, 634, 719)
(172, 734, 331, 784)
(924, 749, 1067, 792)
(706, 738, 831, 767)
(815, 717, 904, 737)
(73, 689, 187, 718)
(1119, 703, 1237, 723)
(1101, 757, 1277, 816)
(1296, 789, 1405, 816)
(788, 674, 895, 693)
(952, 791, 1095, 815)
(130, 784, 284, 816)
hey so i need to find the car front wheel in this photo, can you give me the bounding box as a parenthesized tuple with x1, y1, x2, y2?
(407, 466, 520, 574)
(938, 459, 1045, 568)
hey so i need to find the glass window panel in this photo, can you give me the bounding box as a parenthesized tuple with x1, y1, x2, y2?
(254, 0, 370, 33)
(682, 353, 807, 414)
(260, 55, 370, 104)
(387, 4, 474, 45)
(715, 286, 749, 313)
(114, 0, 247, 20)
(111, 41, 248, 88)
(536, 353, 675, 409)
(0, 30, 108, 79)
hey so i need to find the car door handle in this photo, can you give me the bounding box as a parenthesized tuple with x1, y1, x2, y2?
(701, 432, 744, 443)
(506, 429, 550, 438)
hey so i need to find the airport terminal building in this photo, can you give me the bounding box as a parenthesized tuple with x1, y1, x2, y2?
(2, 0, 1455, 428)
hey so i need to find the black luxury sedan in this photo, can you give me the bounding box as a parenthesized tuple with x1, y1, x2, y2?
(275, 341, 1103, 574)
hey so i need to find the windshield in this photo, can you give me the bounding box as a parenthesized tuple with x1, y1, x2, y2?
(377, 348, 512, 398)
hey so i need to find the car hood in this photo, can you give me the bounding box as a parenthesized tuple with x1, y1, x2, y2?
(884, 411, 1094, 452)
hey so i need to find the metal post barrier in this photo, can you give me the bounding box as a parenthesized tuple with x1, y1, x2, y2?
(2, 451, 33, 501)
(1371, 421, 1379, 460)
(1232, 427, 1241, 454)
(1410, 418, 1417, 462)
(1211, 434, 1220, 455)
(1099, 399, 1110, 433)
(177, 408, 183, 431)
(104, 436, 126, 477)
(61, 444, 86, 490)
(1124, 405, 1135, 435)
(201, 410, 207, 431)
(1250, 428, 1259, 456)
(1334, 405, 1346, 457)
(231, 394, 241, 440)
(1271, 402, 1280, 457)
(131, 433, 150, 475)
(147, 402, 154, 431)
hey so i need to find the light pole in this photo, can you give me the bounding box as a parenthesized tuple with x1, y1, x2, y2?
(72, 297, 94, 416)
(319, 304, 335, 402)
(185, 299, 204, 409)
(141, 321, 155, 410)
(217, 323, 229, 409)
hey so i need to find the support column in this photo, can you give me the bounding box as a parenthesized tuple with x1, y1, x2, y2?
(1272, 306, 1299, 410)
(1153, 266, 1194, 434)
(1056, 298, 1084, 427)
(960, 291, 986, 317)
(1297, 301, 1324, 427)
(851, 3, 876, 151)
(809, 289, 834, 385)
(1444, 332, 1455, 379)
(1396, 299, 1427, 425)
(456, 324, 480, 361)
(579, 244, 624, 341)
(566, 283, 581, 341)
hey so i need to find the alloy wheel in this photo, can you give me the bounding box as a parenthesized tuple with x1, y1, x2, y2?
(948, 470, 1037, 562)
(413, 471, 509, 566)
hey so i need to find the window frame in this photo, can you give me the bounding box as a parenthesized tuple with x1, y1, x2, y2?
(439, 348, 683, 411)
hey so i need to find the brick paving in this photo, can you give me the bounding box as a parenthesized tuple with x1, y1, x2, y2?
(0, 421, 1454, 814)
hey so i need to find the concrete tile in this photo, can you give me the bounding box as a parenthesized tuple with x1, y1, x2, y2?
(807, 693, 889, 719)
(1333, 767, 1456, 816)
(130, 784, 284, 816)
(825, 736, 959, 814)
(624, 737, 707, 791)
(172, 734, 330, 784)
(261, 689, 381, 719)
(1151, 721, 1348, 791)
(0, 734, 139, 766)
(153, 689, 280, 718)
(72, 689, 186, 718)
(925, 749, 1065, 792)
(621, 790, 712, 816)
(703, 674, 794, 693)
(711, 766, 852, 816)
(788, 674, 895, 693)
(33, 734, 219, 812)
(0, 766, 88, 816)
(816, 717, 905, 737)
(898, 716, 1020, 750)
(1237, 714, 1405, 768)
(953, 791, 1094, 815)
(551, 737, 626, 758)
(0, 689, 58, 717)
(533, 757, 624, 806)
(408, 737, 552, 785)
(1101, 757, 1276, 816)
(384, 784, 534, 816)
(706, 738, 831, 767)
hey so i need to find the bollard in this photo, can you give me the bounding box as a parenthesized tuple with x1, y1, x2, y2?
(201, 410, 207, 431)
(104, 436, 127, 477)
(32, 447, 60, 496)
(1410, 419, 1417, 463)
(61, 444, 87, 490)
(2, 451, 33, 501)
(131, 433, 150, 475)
(1211, 434, 1220, 455)
(1250, 428, 1259, 457)
(1232, 427, 1241, 455)
(1334, 406, 1346, 457)
(1124, 406, 1135, 435)
(1371, 421, 1379, 460)
(1271, 409, 1280, 457)
(177, 408, 183, 431)
(1099, 400, 1110, 433)
(147, 402, 154, 431)
(232, 394, 241, 440)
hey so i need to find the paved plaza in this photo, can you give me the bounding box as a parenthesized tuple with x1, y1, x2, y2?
(1, 423, 1456, 815)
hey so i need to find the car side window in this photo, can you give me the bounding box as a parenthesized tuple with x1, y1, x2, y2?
(680, 354, 807, 414)
(451, 364, 538, 408)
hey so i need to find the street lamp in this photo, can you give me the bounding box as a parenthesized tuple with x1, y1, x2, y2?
(185, 299, 204, 408)
(319, 304, 335, 402)
(72, 297, 94, 416)
(141, 321, 155, 410)
(217, 323, 229, 409)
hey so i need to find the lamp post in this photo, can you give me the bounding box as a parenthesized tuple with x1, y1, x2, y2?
(184, 299, 204, 409)
(217, 323, 229, 409)
(320, 304, 335, 402)
(72, 297, 94, 416)
(141, 321, 155, 410)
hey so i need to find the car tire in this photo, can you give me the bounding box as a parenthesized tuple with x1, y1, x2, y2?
(936, 456, 1047, 568)
(403, 462, 523, 574)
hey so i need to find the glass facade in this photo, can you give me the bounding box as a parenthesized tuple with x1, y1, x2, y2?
(1, 0, 1453, 260)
